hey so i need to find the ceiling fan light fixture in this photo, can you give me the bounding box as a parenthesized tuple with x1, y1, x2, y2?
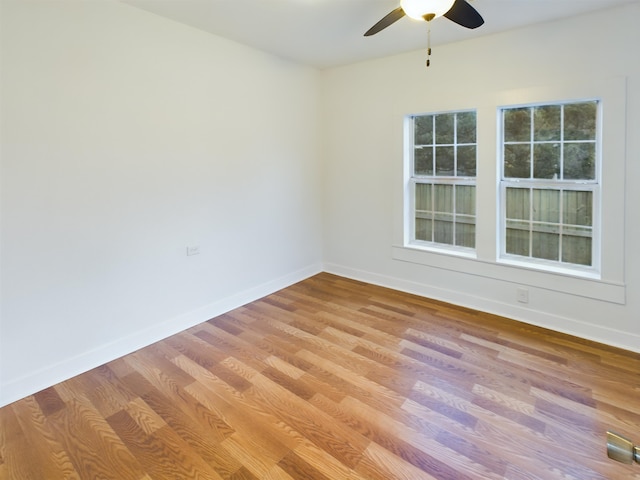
(400, 0, 456, 20)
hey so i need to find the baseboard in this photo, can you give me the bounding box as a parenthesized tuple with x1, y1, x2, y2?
(0, 263, 323, 407)
(323, 263, 640, 354)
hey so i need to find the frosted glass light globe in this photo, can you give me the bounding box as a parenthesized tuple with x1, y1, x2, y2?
(400, 0, 456, 20)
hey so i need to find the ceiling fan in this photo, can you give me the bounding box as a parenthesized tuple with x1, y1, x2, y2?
(364, 0, 484, 37)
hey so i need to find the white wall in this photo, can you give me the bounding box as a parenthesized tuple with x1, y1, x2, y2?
(0, 0, 322, 406)
(321, 3, 640, 353)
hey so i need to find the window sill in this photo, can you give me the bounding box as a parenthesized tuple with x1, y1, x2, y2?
(392, 244, 625, 305)
(497, 255, 600, 281)
(406, 241, 477, 260)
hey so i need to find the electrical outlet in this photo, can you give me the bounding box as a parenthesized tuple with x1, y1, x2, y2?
(516, 287, 529, 304)
(186, 245, 200, 256)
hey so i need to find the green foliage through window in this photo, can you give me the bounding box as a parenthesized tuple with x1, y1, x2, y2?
(503, 101, 597, 181)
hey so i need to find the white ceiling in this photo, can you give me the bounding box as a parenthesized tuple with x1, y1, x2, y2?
(121, 0, 636, 68)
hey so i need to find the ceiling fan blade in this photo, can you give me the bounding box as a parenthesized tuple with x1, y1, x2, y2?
(364, 7, 406, 36)
(444, 0, 484, 29)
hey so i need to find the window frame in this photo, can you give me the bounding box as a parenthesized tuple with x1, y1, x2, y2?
(405, 109, 478, 256)
(498, 99, 602, 276)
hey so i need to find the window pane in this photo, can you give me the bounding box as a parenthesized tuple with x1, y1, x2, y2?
(534, 105, 561, 141)
(532, 231, 559, 261)
(414, 115, 433, 145)
(562, 232, 592, 266)
(457, 145, 476, 177)
(414, 147, 433, 176)
(506, 187, 530, 220)
(563, 191, 592, 226)
(456, 218, 475, 248)
(415, 183, 432, 211)
(533, 143, 560, 179)
(434, 184, 453, 213)
(506, 220, 530, 256)
(532, 189, 559, 223)
(563, 143, 595, 180)
(564, 101, 597, 141)
(415, 217, 433, 242)
(456, 185, 475, 215)
(504, 144, 531, 178)
(436, 113, 455, 144)
(434, 213, 453, 244)
(435, 146, 454, 176)
(457, 111, 476, 144)
(504, 108, 531, 142)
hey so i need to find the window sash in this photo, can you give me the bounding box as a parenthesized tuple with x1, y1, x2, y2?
(501, 101, 598, 182)
(499, 181, 598, 269)
(410, 179, 476, 250)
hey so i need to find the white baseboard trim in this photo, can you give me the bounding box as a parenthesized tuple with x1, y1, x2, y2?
(323, 263, 640, 354)
(0, 263, 323, 408)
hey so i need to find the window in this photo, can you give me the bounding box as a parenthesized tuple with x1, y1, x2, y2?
(500, 100, 599, 271)
(407, 110, 477, 251)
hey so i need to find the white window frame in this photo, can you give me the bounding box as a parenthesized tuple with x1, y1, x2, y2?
(498, 100, 602, 277)
(405, 110, 477, 257)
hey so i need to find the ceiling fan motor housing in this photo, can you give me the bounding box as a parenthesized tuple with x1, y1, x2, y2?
(363, 0, 484, 38)
(400, 0, 456, 20)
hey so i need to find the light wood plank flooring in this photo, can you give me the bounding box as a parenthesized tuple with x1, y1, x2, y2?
(1, 273, 639, 479)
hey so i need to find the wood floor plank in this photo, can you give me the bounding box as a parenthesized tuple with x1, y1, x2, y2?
(46, 395, 147, 480)
(178, 357, 304, 454)
(339, 394, 501, 480)
(1, 404, 42, 480)
(356, 441, 440, 480)
(2, 273, 639, 479)
(9, 397, 81, 480)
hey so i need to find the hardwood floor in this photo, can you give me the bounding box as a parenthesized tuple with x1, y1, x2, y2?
(1, 273, 639, 479)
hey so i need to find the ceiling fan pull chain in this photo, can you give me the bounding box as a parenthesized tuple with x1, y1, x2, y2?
(426, 23, 432, 67)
